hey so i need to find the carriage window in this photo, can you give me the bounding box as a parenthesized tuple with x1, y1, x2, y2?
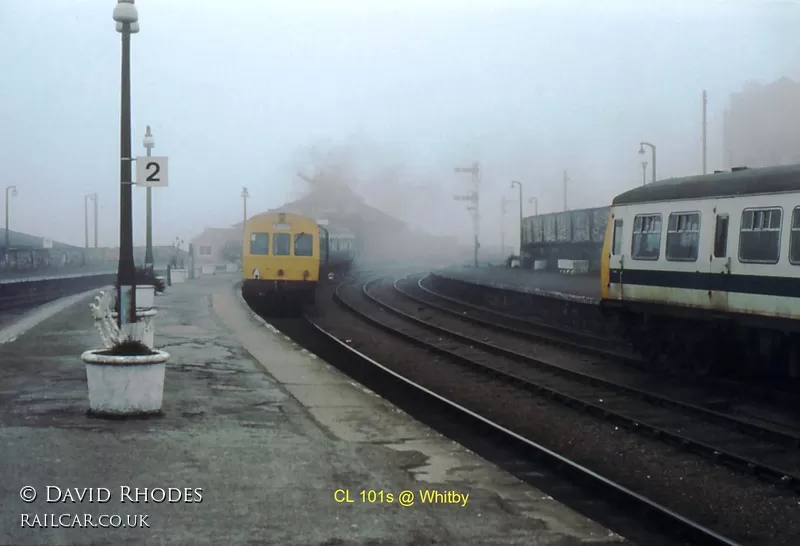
(739, 207, 781, 264)
(249, 233, 269, 255)
(294, 233, 313, 257)
(631, 214, 662, 260)
(273, 233, 291, 256)
(666, 212, 700, 262)
(713, 215, 729, 258)
(790, 208, 800, 264)
(611, 219, 623, 255)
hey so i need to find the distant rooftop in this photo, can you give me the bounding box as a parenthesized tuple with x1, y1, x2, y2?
(0, 228, 78, 251)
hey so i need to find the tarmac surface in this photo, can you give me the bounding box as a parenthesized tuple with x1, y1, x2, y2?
(432, 266, 600, 303)
(0, 273, 620, 545)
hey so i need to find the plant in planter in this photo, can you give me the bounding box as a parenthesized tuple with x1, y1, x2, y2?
(81, 291, 170, 417)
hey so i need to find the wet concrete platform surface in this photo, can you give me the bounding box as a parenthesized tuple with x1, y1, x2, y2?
(0, 273, 621, 545)
(431, 266, 600, 303)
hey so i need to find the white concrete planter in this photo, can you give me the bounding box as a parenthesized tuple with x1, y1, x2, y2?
(225, 263, 238, 273)
(201, 264, 215, 275)
(135, 285, 155, 309)
(156, 277, 166, 294)
(81, 349, 170, 416)
(171, 268, 187, 283)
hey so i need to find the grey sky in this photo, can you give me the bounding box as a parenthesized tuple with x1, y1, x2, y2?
(1, 0, 798, 248)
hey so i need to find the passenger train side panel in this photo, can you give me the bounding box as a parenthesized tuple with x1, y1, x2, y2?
(606, 194, 800, 322)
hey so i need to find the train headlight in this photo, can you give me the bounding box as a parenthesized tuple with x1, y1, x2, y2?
(277, 269, 284, 277)
(303, 270, 310, 280)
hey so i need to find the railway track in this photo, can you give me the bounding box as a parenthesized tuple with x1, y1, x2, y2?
(348, 275, 800, 492)
(310, 275, 739, 545)
(404, 273, 800, 422)
(418, 272, 800, 410)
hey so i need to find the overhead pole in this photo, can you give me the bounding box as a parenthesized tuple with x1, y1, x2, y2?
(93, 193, 98, 248)
(702, 89, 708, 174)
(563, 170, 569, 211)
(454, 161, 481, 267)
(241, 187, 249, 245)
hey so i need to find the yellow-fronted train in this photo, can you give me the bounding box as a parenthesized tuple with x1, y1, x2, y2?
(241, 212, 354, 315)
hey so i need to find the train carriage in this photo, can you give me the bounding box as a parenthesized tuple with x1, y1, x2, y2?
(600, 164, 800, 378)
(241, 212, 355, 314)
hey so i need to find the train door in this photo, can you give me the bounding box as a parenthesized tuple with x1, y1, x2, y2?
(708, 211, 730, 310)
(607, 217, 625, 299)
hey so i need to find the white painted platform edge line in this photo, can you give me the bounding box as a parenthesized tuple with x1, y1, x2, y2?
(0, 285, 113, 345)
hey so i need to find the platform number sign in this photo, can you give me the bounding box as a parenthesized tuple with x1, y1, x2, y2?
(135, 156, 169, 188)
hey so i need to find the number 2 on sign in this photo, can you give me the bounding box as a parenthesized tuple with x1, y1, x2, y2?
(145, 162, 160, 183)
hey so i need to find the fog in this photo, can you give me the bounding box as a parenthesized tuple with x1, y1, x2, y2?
(1, 0, 798, 252)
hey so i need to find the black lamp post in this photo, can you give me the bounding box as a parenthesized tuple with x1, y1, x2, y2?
(113, 0, 139, 327)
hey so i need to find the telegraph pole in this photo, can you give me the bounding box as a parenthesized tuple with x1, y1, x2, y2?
(84, 195, 90, 248)
(702, 89, 708, 174)
(453, 161, 480, 267)
(93, 193, 98, 248)
(563, 170, 569, 211)
(241, 187, 249, 243)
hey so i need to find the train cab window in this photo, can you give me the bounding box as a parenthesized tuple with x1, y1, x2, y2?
(666, 212, 700, 262)
(739, 207, 782, 264)
(611, 219, 623, 255)
(273, 233, 291, 256)
(789, 208, 800, 264)
(713, 215, 729, 258)
(249, 233, 269, 255)
(631, 214, 662, 260)
(294, 233, 313, 257)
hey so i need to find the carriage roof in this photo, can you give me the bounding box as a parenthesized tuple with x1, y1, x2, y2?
(612, 164, 800, 205)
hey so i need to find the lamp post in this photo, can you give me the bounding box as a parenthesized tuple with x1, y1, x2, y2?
(113, 0, 140, 327)
(639, 142, 656, 184)
(640, 159, 648, 186)
(4, 185, 17, 252)
(84, 193, 96, 248)
(528, 196, 538, 216)
(500, 196, 515, 256)
(510, 180, 523, 260)
(143, 125, 155, 273)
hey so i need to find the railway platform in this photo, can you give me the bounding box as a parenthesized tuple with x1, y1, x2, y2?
(0, 273, 620, 544)
(431, 265, 600, 303)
